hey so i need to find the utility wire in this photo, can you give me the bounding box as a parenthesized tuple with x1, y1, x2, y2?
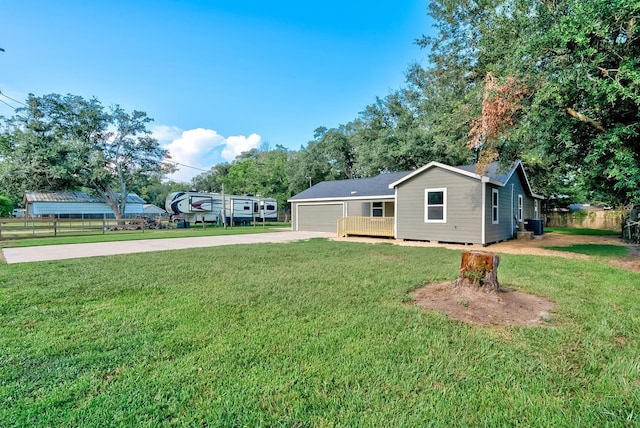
(0, 97, 17, 110)
(0, 90, 25, 106)
(166, 160, 210, 172)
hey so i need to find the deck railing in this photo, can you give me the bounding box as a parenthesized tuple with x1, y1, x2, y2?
(337, 216, 394, 238)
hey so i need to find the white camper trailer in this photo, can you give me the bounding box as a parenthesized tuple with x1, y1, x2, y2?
(165, 192, 278, 225)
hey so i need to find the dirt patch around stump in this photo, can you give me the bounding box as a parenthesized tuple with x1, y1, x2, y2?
(409, 281, 554, 327)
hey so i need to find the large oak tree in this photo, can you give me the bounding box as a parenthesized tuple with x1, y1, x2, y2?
(0, 93, 175, 218)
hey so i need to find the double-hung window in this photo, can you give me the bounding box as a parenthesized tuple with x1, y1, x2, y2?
(517, 194, 523, 222)
(425, 188, 446, 223)
(492, 189, 499, 224)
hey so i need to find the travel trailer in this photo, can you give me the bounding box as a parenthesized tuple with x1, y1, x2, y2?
(165, 192, 278, 225)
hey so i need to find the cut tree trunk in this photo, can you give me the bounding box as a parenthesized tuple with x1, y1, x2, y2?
(454, 250, 500, 292)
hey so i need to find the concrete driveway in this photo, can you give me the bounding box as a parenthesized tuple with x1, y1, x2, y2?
(2, 231, 333, 264)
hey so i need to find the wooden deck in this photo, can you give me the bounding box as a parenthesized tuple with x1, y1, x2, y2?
(337, 216, 394, 238)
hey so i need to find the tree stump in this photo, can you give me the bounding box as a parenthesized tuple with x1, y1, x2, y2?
(454, 250, 500, 292)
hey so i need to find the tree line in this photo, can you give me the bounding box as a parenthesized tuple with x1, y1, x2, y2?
(1, 0, 638, 216)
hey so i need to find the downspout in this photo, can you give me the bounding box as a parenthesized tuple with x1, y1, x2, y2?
(393, 187, 398, 239)
(511, 183, 514, 236)
(481, 178, 487, 245)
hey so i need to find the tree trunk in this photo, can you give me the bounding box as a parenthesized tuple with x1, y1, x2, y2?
(454, 250, 500, 292)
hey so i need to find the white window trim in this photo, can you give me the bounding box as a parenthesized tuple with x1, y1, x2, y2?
(424, 188, 447, 223)
(371, 201, 384, 217)
(517, 194, 523, 222)
(492, 189, 499, 224)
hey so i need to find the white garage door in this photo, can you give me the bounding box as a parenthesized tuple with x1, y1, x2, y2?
(296, 203, 343, 233)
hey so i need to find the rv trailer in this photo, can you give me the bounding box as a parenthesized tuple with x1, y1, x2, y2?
(165, 192, 278, 225)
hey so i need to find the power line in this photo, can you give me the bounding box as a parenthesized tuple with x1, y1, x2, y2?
(0, 90, 25, 106)
(0, 97, 17, 110)
(166, 160, 210, 172)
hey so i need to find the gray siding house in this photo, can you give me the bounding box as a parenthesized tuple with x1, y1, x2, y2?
(24, 191, 145, 218)
(289, 161, 543, 245)
(390, 161, 543, 245)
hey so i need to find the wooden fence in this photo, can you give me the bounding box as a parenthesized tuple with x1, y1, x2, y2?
(545, 210, 624, 231)
(337, 216, 394, 238)
(0, 217, 162, 240)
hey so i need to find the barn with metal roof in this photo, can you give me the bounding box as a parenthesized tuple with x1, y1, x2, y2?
(24, 191, 145, 218)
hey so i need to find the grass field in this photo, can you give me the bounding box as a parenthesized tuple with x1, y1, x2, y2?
(1, 238, 639, 426)
(543, 243, 631, 258)
(545, 227, 621, 236)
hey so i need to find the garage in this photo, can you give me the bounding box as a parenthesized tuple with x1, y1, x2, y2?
(295, 203, 344, 233)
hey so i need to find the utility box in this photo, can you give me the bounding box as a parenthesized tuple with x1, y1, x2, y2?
(524, 219, 544, 235)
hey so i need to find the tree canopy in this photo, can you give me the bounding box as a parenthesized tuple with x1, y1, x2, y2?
(0, 194, 12, 217)
(0, 94, 174, 217)
(416, 0, 640, 206)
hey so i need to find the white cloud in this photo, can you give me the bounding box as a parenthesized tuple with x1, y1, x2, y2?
(152, 125, 182, 141)
(155, 126, 262, 183)
(221, 133, 262, 162)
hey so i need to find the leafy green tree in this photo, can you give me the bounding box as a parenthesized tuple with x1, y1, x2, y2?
(222, 146, 290, 211)
(286, 127, 352, 196)
(0, 194, 12, 217)
(417, 0, 640, 206)
(138, 179, 186, 210)
(0, 94, 175, 218)
(353, 87, 469, 176)
(191, 163, 232, 193)
(525, 0, 640, 205)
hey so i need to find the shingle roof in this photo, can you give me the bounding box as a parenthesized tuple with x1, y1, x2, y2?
(289, 161, 543, 202)
(455, 162, 512, 183)
(24, 191, 145, 204)
(289, 171, 410, 201)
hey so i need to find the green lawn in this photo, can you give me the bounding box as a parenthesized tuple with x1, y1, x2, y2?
(1, 239, 638, 426)
(545, 227, 621, 236)
(543, 243, 631, 258)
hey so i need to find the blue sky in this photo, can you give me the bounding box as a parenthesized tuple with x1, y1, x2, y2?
(0, 1, 433, 182)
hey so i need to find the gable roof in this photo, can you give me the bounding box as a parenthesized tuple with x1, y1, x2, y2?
(288, 161, 543, 203)
(389, 160, 543, 199)
(288, 171, 410, 202)
(388, 161, 502, 188)
(143, 204, 167, 214)
(24, 191, 146, 204)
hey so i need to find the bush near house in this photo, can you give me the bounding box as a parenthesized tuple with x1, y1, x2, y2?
(0, 195, 12, 217)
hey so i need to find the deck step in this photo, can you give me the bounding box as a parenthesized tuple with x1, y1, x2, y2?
(517, 231, 534, 240)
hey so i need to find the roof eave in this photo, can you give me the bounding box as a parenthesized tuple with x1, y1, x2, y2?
(390, 161, 490, 189)
(288, 194, 396, 203)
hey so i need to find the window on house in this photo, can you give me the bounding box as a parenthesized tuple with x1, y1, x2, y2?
(492, 189, 499, 224)
(425, 188, 446, 222)
(534, 200, 539, 219)
(371, 202, 384, 217)
(517, 194, 523, 222)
